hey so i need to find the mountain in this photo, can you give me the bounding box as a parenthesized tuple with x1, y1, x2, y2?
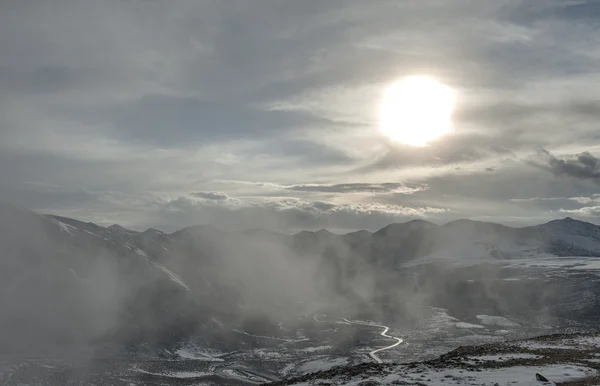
(2, 203, 600, 358)
(0, 204, 201, 356)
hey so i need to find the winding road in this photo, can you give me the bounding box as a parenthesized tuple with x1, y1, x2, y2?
(314, 314, 403, 363)
(340, 318, 404, 363)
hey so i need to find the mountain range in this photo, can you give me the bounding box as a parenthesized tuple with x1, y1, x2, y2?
(2, 202, 600, 357)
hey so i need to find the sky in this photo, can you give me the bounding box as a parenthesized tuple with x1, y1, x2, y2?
(1, 0, 600, 233)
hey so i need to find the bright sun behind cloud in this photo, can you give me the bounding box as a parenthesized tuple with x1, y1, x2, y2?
(379, 76, 456, 147)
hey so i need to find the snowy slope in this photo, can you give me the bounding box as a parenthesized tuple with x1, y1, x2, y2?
(272, 333, 600, 385)
(0, 204, 200, 354)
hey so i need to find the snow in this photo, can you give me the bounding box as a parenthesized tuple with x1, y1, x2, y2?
(52, 219, 77, 235)
(383, 364, 596, 386)
(476, 315, 520, 327)
(232, 329, 295, 342)
(421, 308, 460, 332)
(133, 367, 211, 378)
(518, 341, 575, 350)
(505, 256, 600, 271)
(127, 245, 149, 258)
(221, 368, 271, 384)
(573, 336, 600, 347)
(288, 363, 596, 386)
(211, 317, 225, 328)
(517, 336, 600, 351)
(253, 348, 285, 359)
(165, 371, 211, 378)
(281, 362, 297, 376)
(455, 322, 485, 329)
(176, 346, 224, 361)
(155, 265, 190, 291)
(300, 345, 331, 353)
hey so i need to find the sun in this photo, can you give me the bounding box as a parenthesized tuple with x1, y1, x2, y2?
(379, 75, 455, 147)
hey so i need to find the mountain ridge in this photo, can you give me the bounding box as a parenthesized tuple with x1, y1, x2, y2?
(33, 203, 600, 239)
(3, 202, 600, 360)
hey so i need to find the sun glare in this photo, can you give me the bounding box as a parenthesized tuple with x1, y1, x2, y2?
(379, 76, 455, 147)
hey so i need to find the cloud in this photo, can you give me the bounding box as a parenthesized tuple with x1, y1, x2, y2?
(219, 181, 427, 195)
(530, 149, 600, 183)
(140, 194, 449, 233)
(354, 131, 523, 174)
(559, 206, 600, 217)
(281, 182, 427, 194)
(3, 1, 600, 230)
(190, 191, 230, 201)
(510, 194, 600, 205)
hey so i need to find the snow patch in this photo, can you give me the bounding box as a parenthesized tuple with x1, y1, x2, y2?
(133, 367, 210, 378)
(176, 346, 224, 362)
(455, 322, 485, 329)
(300, 345, 331, 353)
(290, 363, 597, 386)
(476, 314, 520, 327)
(518, 336, 600, 351)
(127, 245, 149, 258)
(385, 364, 596, 386)
(155, 265, 190, 291)
(52, 219, 77, 235)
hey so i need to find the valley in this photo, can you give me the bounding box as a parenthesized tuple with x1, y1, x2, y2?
(1, 204, 600, 384)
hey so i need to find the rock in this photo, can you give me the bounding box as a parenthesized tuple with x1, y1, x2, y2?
(536, 373, 550, 382)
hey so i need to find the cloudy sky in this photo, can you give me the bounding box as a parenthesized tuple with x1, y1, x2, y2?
(2, 0, 600, 232)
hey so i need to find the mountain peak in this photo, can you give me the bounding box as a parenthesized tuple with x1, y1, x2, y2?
(375, 219, 436, 236)
(108, 224, 136, 233)
(316, 228, 334, 235)
(142, 228, 165, 235)
(543, 216, 593, 227)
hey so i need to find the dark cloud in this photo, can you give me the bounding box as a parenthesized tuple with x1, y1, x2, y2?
(190, 191, 230, 201)
(531, 149, 600, 183)
(0, 65, 79, 95)
(502, 0, 600, 24)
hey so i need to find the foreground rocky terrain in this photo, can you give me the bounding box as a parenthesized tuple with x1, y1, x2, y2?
(267, 332, 600, 385)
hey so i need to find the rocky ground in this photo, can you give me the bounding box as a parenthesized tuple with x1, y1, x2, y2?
(265, 332, 600, 385)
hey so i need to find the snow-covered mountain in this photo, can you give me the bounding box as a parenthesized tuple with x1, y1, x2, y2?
(2, 202, 600, 357)
(4, 203, 600, 385)
(0, 204, 201, 355)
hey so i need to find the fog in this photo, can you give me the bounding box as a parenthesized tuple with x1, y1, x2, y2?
(3, 201, 600, 386)
(1, 202, 590, 366)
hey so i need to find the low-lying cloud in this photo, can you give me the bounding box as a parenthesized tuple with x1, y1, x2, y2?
(151, 194, 449, 232)
(531, 149, 600, 183)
